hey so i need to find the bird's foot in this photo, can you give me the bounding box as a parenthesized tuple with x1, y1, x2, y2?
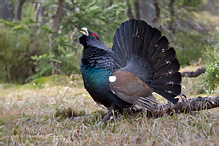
(93, 107, 113, 129)
(132, 107, 143, 113)
(68, 115, 90, 121)
(180, 93, 187, 102)
(93, 121, 106, 129)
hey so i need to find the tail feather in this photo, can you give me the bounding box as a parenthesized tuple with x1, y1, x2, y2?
(153, 59, 180, 79)
(113, 52, 123, 68)
(152, 72, 182, 85)
(142, 24, 154, 57)
(146, 30, 162, 61)
(137, 95, 158, 111)
(152, 47, 176, 69)
(112, 19, 181, 104)
(114, 33, 126, 67)
(150, 84, 181, 95)
(120, 23, 128, 60)
(134, 20, 148, 56)
(153, 89, 179, 104)
(150, 36, 169, 63)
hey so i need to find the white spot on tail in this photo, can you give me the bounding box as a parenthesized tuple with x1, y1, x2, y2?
(165, 60, 170, 64)
(167, 81, 174, 84)
(165, 90, 173, 94)
(109, 76, 117, 82)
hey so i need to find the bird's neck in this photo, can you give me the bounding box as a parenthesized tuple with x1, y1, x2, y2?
(81, 46, 114, 71)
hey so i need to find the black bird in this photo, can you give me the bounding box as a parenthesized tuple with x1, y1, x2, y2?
(79, 19, 181, 125)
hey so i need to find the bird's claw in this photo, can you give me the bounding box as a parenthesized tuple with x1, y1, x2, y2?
(93, 121, 106, 129)
(180, 93, 187, 102)
(93, 108, 113, 129)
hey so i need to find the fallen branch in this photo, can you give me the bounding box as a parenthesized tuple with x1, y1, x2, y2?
(150, 95, 219, 117)
(180, 67, 205, 77)
(67, 96, 218, 126)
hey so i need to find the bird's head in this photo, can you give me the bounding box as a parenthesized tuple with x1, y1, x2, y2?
(79, 27, 107, 49)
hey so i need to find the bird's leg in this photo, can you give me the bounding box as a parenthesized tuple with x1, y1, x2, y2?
(112, 108, 116, 122)
(94, 107, 113, 128)
(68, 114, 90, 121)
(180, 93, 187, 102)
(130, 102, 137, 110)
(130, 103, 143, 113)
(102, 107, 113, 124)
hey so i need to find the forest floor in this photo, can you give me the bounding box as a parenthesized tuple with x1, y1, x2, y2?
(1, 66, 218, 145)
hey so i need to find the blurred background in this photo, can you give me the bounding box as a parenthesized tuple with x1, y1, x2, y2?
(0, 0, 218, 92)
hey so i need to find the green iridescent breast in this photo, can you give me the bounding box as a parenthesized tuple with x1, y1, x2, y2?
(81, 66, 112, 90)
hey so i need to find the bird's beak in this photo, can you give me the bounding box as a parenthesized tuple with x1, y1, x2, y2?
(80, 27, 89, 36)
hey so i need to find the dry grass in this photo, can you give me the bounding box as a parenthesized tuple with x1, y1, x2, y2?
(1, 67, 219, 145)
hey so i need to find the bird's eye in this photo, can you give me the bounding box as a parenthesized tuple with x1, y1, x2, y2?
(92, 33, 97, 39)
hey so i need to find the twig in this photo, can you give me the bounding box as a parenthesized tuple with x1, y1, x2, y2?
(60, 83, 74, 103)
(180, 67, 205, 77)
(41, 15, 54, 26)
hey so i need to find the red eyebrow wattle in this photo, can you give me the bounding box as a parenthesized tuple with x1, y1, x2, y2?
(92, 33, 97, 39)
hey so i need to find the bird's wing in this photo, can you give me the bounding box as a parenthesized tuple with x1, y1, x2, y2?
(109, 70, 157, 111)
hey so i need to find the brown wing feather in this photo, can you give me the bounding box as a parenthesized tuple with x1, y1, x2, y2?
(109, 70, 155, 105)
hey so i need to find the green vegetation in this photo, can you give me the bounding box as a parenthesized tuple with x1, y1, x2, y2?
(0, 20, 49, 83)
(0, 0, 216, 83)
(0, 0, 125, 83)
(201, 29, 219, 92)
(173, 32, 206, 66)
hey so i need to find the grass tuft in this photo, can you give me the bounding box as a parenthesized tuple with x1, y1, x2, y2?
(55, 107, 86, 121)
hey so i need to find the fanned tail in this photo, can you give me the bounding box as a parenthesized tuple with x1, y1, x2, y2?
(112, 19, 181, 104)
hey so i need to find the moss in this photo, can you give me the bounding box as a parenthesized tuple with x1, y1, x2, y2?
(0, 84, 21, 89)
(30, 75, 71, 88)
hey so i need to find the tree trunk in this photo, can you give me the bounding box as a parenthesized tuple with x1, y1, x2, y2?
(40, 4, 50, 25)
(6, 61, 12, 83)
(139, 0, 155, 26)
(0, 0, 14, 21)
(15, 0, 25, 20)
(134, 0, 140, 19)
(169, 0, 175, 40)
(153, 0, 161, 30)
(34, 2, 41, 22)
(104, 0, 113, 9)
(50, 0, 63, 75)
(125, 0, 134, 19)
(50, 0, 63, 48)
(109, 0, 113, 6)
